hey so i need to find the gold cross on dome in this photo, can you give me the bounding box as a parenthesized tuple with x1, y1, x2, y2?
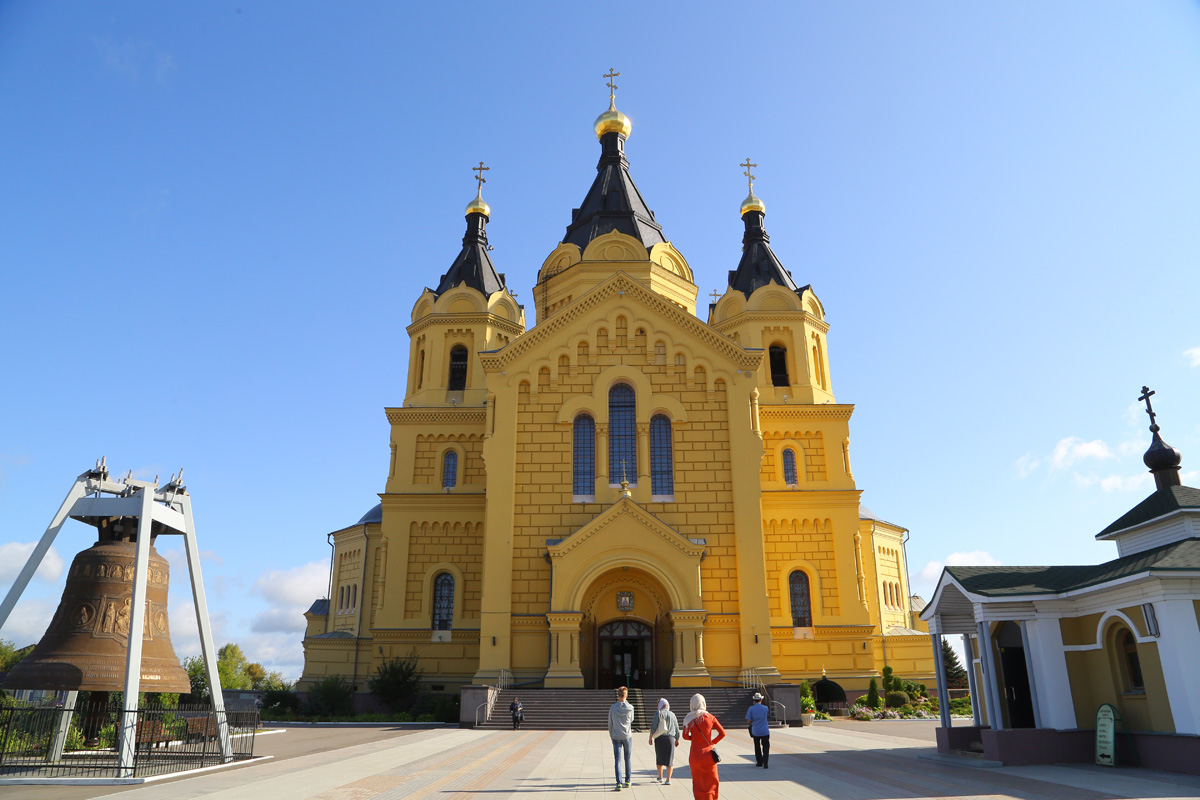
(472, 161, 490, 190)
(709, 289, 721, 303)
(604, 68, 621, 102)
(740, 158, 757, 192)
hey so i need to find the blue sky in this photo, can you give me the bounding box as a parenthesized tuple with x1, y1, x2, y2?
(2, 2, 1199, 679)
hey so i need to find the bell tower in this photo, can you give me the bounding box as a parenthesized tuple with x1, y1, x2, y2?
(406, 163, 525, 408)
(708, 160, 834, 406)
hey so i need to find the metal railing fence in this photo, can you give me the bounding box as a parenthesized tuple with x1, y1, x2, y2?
(0, 701, 257, 779)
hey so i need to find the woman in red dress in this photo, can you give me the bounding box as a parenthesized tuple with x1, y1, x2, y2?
(681, 693, 727, 800)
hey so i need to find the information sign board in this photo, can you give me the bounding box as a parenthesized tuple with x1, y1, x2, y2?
(1095, 703, 1117, 767)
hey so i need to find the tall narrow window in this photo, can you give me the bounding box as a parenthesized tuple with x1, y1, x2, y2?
(789, 570, 812, 627)
(351, 584, 357, 612)
(442, 450, 458, 489)
(1121, 630, 1144, 690)
(573, 414, 595, 498)
(417, 350, 425, 389)
(769, 345, 790, 387)
(448, 346, 468, 391)
(782, 448, 798, 486)
(432, 573, 454, 631)
(609, 384, 637, 484)
(650, 414, 674, 498)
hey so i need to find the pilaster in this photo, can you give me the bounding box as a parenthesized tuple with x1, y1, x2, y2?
(670, 610, 711, 687)
(544, 612, 585, 688)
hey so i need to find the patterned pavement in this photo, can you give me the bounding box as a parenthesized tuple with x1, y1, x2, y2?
(43, 722, 1200, 800)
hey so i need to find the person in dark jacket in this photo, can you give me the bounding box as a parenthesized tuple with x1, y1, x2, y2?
(510, 698, 523, 730)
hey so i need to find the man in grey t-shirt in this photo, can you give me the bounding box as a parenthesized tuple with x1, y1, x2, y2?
(609, 686, 634, 790)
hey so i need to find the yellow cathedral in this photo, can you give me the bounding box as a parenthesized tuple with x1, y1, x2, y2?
(299, 83, 934, 703)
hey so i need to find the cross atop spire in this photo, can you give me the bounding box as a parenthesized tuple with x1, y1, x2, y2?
(740, 157, 757, 193)
(1139, 385, 1159, 431)
(472, 161, 490, 191)
(604, 68, 620, 105)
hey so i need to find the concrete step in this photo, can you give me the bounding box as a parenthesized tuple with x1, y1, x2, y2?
(480, 687, 759, 731)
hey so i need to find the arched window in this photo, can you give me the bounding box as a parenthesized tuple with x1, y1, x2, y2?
(573, 414, 595, 498)
(351, 584, 357, 611)
(609, 384, 637, 484)
(416, 350, 425, 389)
(790, 570, 813, 627)
(442, 450, 458, 489)
(432, 573, 454, 631)
(338, 586, 345, 613)
(782, 448, 799, 486)
(769, 345, 790, 387)
(650, 414, 674, 498)
(1121, 630, 1144, 690)
(448, 346, 468, 391)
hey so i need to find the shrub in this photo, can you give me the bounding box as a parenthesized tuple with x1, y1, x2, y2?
(852, 706, 877, 721)
(866, 678, 882, 709)
(368, 652, 422, 713)
(798, 680, 813, 699)
(884, 690, 910, 708)
(881, 666, 895, 694)
(800, 695, 816, 713)
(305, 675, 355, 717)
(262, 687, 301, 714)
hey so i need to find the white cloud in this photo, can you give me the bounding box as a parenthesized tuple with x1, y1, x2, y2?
(1099, 473, 1154, 493)
(1051, 437, 1114, 469)
(917, 550, 1002, 590)
(251, 607, 305, 634)
(0, 598, 55, 648)
(1185, 347, 1200, 367)
(0, 542, 65, 586)
(253, 562, 328, 608)
(92, 37, 176, 85)
(1014, 453, 1040, 478)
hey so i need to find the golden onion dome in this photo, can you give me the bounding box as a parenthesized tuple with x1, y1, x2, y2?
(740, 190, 766, 216)
(465, 186, 490, 218)
(594, 98, 632, 140)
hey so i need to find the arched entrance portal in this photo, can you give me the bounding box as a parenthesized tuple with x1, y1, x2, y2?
(580, 568, 674, 689)
(597, 619, 653, 689)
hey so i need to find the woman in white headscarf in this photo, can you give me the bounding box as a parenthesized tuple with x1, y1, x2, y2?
(648, 697, 681, 784)
(681, 693, 726, 800)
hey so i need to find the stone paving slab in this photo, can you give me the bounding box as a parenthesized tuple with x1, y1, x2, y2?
(63, 723, 1200, 800)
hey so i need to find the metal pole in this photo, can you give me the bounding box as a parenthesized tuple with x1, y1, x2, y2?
(0, 478, 88, 629)
(117, 487, 155, 774)
(931, 633, 951, 728)
(180, 494, 232, 761)
(962, 633, 982, 726)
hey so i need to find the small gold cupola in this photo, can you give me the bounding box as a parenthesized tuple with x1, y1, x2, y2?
(465, 161, 491, 218)
(739, 157, 766, 216)
(594, 67, 632, 140)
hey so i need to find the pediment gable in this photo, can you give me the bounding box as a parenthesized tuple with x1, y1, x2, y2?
(548, 496, 706, 561)
(478, 273, 761, 373)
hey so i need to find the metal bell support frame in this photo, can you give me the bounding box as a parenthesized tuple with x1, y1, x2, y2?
(0, 460, 232, 773)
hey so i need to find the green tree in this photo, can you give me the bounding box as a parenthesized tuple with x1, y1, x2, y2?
(941, 638, 969, 689)
(245, 662, 267, 688)
(368, 652, 423, 712)
(306, 675, 355, 717)
(881, 665, 895, 694)
(217, 643, 251, 689)
(0, 639, 29, 672)
(183, 655, 210, 699)
(866, 677, 882, 709)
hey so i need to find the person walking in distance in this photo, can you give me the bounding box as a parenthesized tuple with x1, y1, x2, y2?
(609, 686, 635, 790)
(648, 697, 681, 785)
(682, 693, 726, 800)
(509, 697, 523, 730)
(745, 692, 770, 768)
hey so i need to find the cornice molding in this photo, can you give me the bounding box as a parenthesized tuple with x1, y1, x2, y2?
(385, 408, 487, 425)
(712, 310, 830, 335)
(406, 312, 525, 339)
(479, 273, 762, 372)
(758, 405, 854, 421)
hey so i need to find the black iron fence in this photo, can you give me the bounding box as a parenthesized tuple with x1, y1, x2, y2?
(0, 701, 258, 779)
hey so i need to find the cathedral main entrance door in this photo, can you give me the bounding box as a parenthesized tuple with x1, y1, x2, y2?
(596, 619, 653, 689)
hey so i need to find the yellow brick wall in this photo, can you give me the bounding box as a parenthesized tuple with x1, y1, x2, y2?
(509, 331, 741, 618)
(403, 520, 483, 618)
(763, 517, 840, 618)
(413, 433, 485, 485)
(760, 431, 827, 483)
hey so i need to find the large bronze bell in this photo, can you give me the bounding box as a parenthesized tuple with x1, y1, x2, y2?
(4, 515, 191, 694)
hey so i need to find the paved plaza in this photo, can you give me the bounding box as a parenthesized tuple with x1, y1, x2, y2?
(8, 720, 1200, 800)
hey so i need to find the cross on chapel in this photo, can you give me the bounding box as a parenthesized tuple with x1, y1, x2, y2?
(740, 157, 757, 192)
(604, 68, 620, 102)
(472, 161, 489, 190)
(709, 289, 721, 303)
(1139, 385, 1159, 430)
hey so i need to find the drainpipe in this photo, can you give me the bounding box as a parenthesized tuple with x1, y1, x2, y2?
(899, 527, 913, 629)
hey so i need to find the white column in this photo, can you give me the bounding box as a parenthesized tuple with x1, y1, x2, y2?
(1023, 618, 1076, 729)
(977, 621, 1004, 731)
(963, 633, 982, 726)
(1151, 599, 1200, 734)
(931, 634, 951, 728)
(1018, 621, 1043, 728)
(117, 488, 156, 774)
(48, 691, 78, 762)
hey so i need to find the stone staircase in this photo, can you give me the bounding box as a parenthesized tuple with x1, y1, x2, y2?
(478, 687, 756, 731)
